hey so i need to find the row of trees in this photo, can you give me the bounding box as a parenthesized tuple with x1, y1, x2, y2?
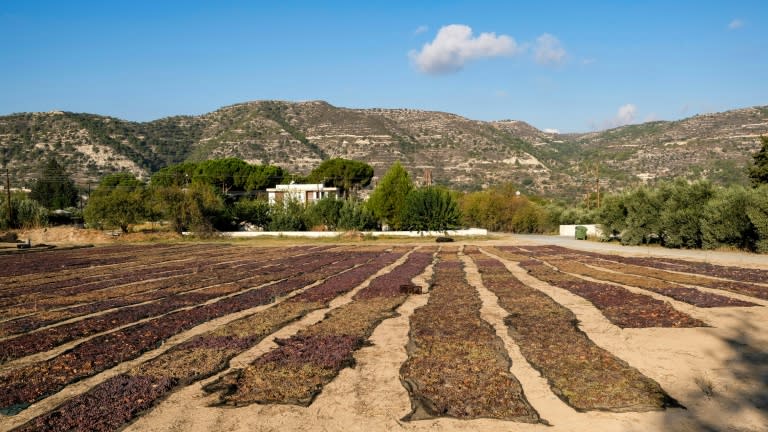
(0, 156, 561, 235)
(6, 135, 768, 251)
(594, 136, 768, 252)
(596, 181, 768, 252)
(2, 158, 75, 230)
(80, 160, 461, 234)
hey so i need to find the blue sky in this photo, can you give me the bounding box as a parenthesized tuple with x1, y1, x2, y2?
(1, 1, 766, 132)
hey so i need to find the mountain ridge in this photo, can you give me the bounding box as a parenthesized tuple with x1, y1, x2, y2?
(1, 101, 766, 201)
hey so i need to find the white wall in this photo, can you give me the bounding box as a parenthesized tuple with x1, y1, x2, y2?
(559, 224, 602, 237)
(209, 228, 488, 238)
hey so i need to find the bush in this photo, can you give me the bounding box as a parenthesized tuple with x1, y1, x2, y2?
(1, 196, 48, 230)
(400, 187, 461, 232)
(337, 200, 377, 231)
(304, 197, 343, 230)
(232, 198, 271, 229)
(151, 183, 224, 234)
(460, 184, 552, 233)
(268, 197, 306, 231)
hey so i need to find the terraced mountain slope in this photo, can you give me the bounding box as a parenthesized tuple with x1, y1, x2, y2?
(1, 101, 766, 199)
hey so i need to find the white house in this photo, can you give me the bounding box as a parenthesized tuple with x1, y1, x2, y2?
(266, 183, 338, 205)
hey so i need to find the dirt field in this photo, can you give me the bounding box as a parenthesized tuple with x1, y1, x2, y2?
(0, 231, 766, 432)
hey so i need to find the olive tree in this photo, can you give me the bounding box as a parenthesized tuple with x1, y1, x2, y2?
(84, 173, 147, 233)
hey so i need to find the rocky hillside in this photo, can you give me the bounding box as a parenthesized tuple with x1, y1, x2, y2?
(1, 101, 766, 200)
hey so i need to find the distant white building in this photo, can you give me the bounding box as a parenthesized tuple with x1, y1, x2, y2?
(559, 224, 603, 238)
(266, 183, 338, 205)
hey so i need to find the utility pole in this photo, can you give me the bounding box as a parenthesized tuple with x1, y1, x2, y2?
(595, 163, 601, 209)
(5, 166, 11, 227)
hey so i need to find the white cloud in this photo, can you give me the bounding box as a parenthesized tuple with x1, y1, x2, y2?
(602, 104, 637, 129)
(414, 25, 429, 35)
(533, 33, 566, 65)
(409, 24, 521, 74)
(543, 128, 559, 134)
(728, 19, 744, 30)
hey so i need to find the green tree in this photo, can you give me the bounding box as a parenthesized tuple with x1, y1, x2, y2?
(337, 199, 377, 231)
(460, 189, 508, 231)
(746, 185, 768, 253)
(701, 186, 759, 250)
(304, 197, 344, 230)
(459, 184, 552, 233)
(400, 187, 461, 232)
(658, 180, 714, 248)
(29, 158, 79, 209)
(307, 158, 374, 197)
(510, 201, 547, 233)
(268, 196, 306, 231)
(596, 194, 628, 240)
(194, 158, 251, 193)
(621, 186, 662, 245)
(366, 162, 413, 229)
(151, 160, 284, 192)
(150, 162, 198, 187)
(244, 164, 284, 191)
(84, 173, 147, 233)
(152, 183, 224, 234)
(232, 198, 271, 229)
(748, 136, 768, 186)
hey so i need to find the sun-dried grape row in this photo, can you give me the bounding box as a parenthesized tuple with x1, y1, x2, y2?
(0, 243, 213, 280)
(0, 248, 295, 335)
(541, 258, 757, 308)
(512, 246, 768, 300)
(0, 246, 143, 278)
(400, 251, 541, 422)
(467, 249, 681, 412)
(581, 256, 768, 301)
(11, 375, 176, 432)
(0, 245, 280, 310)
(1, 245, 328, 304)
(0, 250, 348, 361)
(519, 260, 706, 328)
(9, 248, 408, 431)
(213, 250, 434, 407)
(533, 245, 768, 284)
(491, 246, 708, 327)
(0, 250, 385, 414)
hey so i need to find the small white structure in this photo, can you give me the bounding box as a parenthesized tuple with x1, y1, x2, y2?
(266, 183, 338, 205)
(559, 224, 603, 237)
